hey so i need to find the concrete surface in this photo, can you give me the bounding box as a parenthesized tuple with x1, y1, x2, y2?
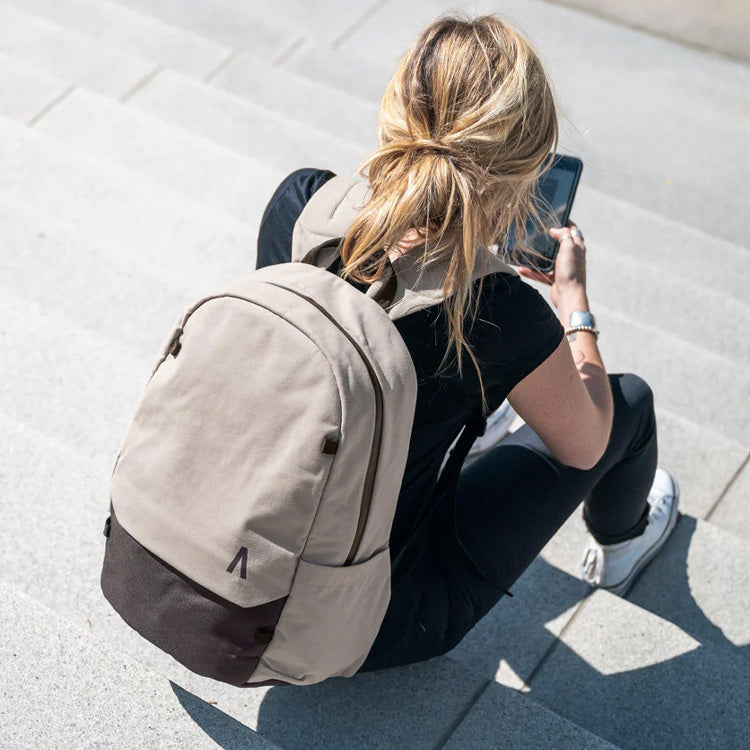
(543, 0, 750, 64)
(283, 39, 393, 103)
(210, 52, 379, 148)
(527, 589, 750, 749)
(0, 115, 257, 284)
(34, 87, 283, 224)
(0, 52, 70, 123)
(443, 681, 619, 749)
(0, 580, 281, 750)
(129, 68, 364, 176)
(3, 0, 230, 78)
(0, 1, 153, 98)
(707, 457, 750, 541)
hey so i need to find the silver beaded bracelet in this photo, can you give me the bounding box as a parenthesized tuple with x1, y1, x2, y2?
(565, 325, 600, 339)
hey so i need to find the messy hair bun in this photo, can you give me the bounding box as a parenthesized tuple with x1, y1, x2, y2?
(340, 14, 559, 405)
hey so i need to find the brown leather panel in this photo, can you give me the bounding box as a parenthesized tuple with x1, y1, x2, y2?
(101, 504, 287, 687)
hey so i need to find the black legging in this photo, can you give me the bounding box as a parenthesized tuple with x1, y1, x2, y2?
(358, 372, 656, 672)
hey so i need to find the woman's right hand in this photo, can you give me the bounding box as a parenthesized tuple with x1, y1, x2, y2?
(517, 220, 588, 310)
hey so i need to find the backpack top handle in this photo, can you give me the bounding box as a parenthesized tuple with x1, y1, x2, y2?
(299, 237, 398, 312)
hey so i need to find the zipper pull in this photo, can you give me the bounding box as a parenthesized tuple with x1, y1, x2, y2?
(166, 327, 183, 357)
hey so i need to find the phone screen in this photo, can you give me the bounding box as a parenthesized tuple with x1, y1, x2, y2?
(506, 154, 583, 271)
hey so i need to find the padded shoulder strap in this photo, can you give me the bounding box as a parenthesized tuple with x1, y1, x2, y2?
(292, 174, 518, 322)
(291, 174, 371, 262)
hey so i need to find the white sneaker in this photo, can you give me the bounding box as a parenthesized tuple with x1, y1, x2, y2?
(580, 467, 680, 597)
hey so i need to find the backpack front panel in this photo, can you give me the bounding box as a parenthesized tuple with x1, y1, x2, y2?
(110, 291, 346, 607)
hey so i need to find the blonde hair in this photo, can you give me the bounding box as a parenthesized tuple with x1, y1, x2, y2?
(340, 14, 559, 409)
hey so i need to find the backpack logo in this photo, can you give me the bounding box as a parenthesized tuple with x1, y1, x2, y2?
(226, 546, 248, 579)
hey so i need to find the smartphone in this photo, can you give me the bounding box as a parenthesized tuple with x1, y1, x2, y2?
(505, 154, 583, 272)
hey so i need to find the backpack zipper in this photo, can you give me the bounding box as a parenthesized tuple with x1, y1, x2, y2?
(265, 284, 384, 566)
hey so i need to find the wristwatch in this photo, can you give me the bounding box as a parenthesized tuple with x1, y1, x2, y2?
(566, 311, 599, 339)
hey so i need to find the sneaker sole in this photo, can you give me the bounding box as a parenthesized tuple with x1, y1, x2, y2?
(600, 473, 681, 598)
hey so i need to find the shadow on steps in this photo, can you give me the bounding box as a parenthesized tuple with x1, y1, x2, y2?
(171, 516, 749, 749)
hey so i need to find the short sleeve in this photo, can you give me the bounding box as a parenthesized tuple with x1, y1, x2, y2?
(478, 274, 565, 391)
(256, 168, 336, 269)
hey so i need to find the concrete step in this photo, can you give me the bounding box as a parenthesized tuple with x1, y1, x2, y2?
(572, 184, 750, 307)
(107, 0, 374, 49)
(0, 579, 281, 750)
(595, 308, 750, 444)
(0, 50, 70, 123)
(209, 51, 379, 149)
(3, 0, 231, 80)
(545, 0, 750, 64)
(33, 86, 284, 225)
(524, 586, 750, 749)
(707, 457, 750, 542)
(550, 512, 750, 659)
(0, 114, 258, 284)
(127, 67, 365, 175)
(0, 288, 156, 466)
(105, 0, 296, 61)
(0, 195, 203, 354)
(281, 38, 394, 105)
(442, 681, 619, 749)
(588, 243, 750, 368)
(0, 1, 153, 99)
(650, 409, 747, 521)
(327, 0, 750, 248)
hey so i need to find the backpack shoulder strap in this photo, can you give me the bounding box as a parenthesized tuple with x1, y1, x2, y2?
(291, 174, 371, 261)
(292, 174, 519, 322)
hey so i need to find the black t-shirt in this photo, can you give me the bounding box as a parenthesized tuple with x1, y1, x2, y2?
(257, 169, 564, 557)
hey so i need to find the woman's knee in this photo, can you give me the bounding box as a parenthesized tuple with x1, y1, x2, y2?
(610, 372, 655, 417)
(607, 373, 657, 456)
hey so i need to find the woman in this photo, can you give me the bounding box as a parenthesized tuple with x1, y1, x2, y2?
(256, 14, 679, 672)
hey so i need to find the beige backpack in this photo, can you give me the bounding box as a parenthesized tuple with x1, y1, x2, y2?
(101, 175, 515, 687)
